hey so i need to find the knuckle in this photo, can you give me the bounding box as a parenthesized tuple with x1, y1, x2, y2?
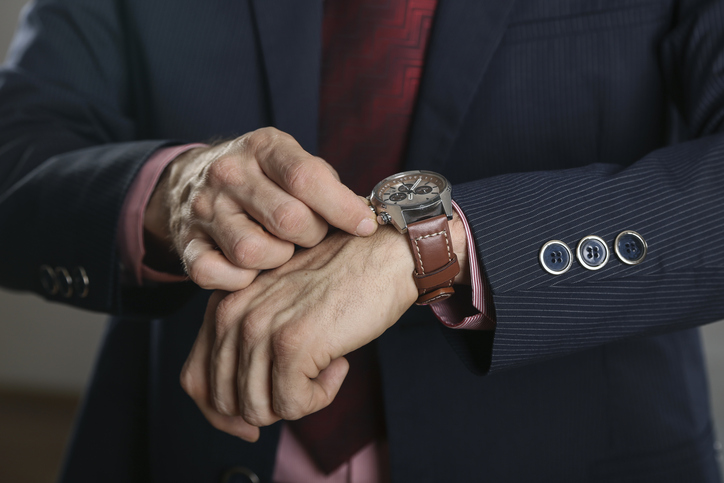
(274, 394, 310, 421)
(270, 328, 300, 363)
(230, 234, 264, 268)
(240, 406, 269, 427)
(270, 200, 310, 238)
(245, 127, 282, 153)
(186, 258, 215, 289)
(275, 401, 301, 421)
(188, 193, 212, 220)
(179, 367, 199, 399)
(214, 296, 238, 336)
(238, 310, 265, 352)
(212, 393, 236, 417)
(206, 155, 241, 188)
(281, 158, 314, 195)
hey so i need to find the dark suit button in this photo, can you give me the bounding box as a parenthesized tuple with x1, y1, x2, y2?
(55, 267, 74, 298)
(220, 467, 260, 483)
(614, 230, 647, 265)
(577, 236, 609, 270)
(72, 266, 90, 298)
(40, 265, 59, 295)
(539, 240, 572, 275)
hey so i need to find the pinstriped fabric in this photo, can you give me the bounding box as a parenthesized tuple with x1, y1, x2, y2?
(451, 7, 724, 371)
(663, 1, 724, 136)
(503, 3, 670, 44)
(442, 0, 724, 375)
(454, 133, 724, 370)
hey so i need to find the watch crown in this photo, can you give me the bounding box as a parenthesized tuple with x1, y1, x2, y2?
(377, 212, 392, 225)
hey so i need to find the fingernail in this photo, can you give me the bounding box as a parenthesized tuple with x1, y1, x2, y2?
(356, 218, 376, 237)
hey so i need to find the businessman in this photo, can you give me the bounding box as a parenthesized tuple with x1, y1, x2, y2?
(1, 0, 724, 482)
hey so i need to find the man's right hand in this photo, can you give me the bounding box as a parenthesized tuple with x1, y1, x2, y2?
(143, 127, 378, 291)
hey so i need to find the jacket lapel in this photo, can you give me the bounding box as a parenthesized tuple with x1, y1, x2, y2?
(250, 0, 323, 154)
(405, 0, 518, 171)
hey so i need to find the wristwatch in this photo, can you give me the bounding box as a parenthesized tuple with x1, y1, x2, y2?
(369, 170, 460, 305)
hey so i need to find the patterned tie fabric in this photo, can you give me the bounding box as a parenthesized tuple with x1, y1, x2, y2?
(318, 0, 438, 195)
(287, 0, 438, 475)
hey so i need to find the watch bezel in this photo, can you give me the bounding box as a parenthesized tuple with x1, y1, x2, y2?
(370, 170, 453, 233)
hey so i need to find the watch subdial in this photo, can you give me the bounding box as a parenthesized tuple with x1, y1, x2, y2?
(414, 186, 433, 195)
(398, 184, 414, 192)
(388, 192, 407, 202)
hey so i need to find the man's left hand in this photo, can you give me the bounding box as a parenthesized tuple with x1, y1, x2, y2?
(180, 226, 419, 441)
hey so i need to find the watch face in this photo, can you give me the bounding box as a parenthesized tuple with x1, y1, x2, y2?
(370, 170, 452, 232)
(373, 171, 446, 207)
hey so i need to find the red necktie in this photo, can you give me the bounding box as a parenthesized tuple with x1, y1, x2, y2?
(287, 0, 438, 474)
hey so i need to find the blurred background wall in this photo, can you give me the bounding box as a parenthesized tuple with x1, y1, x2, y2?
(1, 0, 724, 481)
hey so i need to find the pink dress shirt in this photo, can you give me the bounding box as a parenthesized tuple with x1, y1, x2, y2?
(117, 145, 493, 482)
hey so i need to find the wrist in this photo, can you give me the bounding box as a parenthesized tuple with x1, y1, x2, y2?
(371, 225, 420, 307)
(142, 146, 206, 273)
(376, 213, 467, 306)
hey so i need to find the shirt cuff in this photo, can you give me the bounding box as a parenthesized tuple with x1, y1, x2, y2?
(430, 200, 496, 330)
(117, 143, 206, 286)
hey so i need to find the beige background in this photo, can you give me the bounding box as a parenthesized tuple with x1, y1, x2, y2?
(1, 0, 724, 467)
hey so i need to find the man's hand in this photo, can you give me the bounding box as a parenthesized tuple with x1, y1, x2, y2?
(144, 127, 378, 290)
(179, 226, 422, 441)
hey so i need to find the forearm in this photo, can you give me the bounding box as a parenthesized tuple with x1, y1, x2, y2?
(0, 141, 174, 311)
(453, 134, 724, 372)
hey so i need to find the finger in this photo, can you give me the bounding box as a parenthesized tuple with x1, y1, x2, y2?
(181, 291, 259, 442)
(227, 164, 329, 248)
(180, 291, 220, 406)
(209, 292, 247, 417)
(183, 236, 259, 291)
(180, 291, 261, 441)
(316, 156, 341, 182)
(272, 355, 349, 421)
(255, 140, 377, 237)
(236, 340, 280, 427)
(204, 210, 296, 269)
(198, 405, 261, 442)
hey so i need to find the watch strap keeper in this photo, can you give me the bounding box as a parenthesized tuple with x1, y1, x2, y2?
(413, 258, 460, 290)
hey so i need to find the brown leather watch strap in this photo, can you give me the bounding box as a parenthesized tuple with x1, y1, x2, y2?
(406, 214, 460, 305)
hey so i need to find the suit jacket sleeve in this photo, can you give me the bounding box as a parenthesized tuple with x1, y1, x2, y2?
(0, 0, 197, 316)
(448, 0, 724, 373)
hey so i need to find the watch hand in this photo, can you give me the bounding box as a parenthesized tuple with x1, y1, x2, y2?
(408, 178, 421, 200)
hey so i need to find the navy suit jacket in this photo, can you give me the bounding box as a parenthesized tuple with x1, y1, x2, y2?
(1, 0, 724, 482)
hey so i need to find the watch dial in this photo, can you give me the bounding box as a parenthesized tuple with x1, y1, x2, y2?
(375, 172, 445, 207)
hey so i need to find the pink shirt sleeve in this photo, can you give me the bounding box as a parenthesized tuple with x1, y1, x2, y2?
(430, 200, 496, 330)
(117, 144, 205, 285)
